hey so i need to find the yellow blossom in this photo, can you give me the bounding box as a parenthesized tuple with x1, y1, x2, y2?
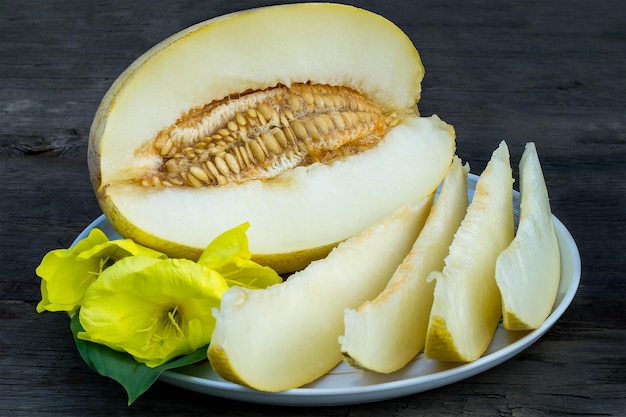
(77, 256, 228, 367)
(43, 222, 280, 368)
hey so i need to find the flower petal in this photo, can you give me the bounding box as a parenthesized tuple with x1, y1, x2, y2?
(197, 222, 251, 269)
(36, 228, 109, 313)
(77, 238, 167, 262)
(197, 222, 281, 289)
(219, 261, 283, 289)
(36, 229, 166, 313)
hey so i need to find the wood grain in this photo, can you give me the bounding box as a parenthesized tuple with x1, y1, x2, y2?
(1, 0, 624, 415)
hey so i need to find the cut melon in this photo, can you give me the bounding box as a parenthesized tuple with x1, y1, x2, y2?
(496, 142, 561, 330)
(340, 156, 468, 373)
(425, 141, 514, 362)
(207, 195, 433, 392)
(88, 3, 455, 272)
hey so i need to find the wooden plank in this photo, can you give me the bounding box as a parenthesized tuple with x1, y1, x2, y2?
(1, 0, 624, 415)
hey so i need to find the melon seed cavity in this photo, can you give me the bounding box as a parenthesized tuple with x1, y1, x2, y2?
(139, 83, 399, 188)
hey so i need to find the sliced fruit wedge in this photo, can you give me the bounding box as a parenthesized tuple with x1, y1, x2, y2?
(496, 142, 561, 330)
(340, 156, 468, 373)
(207, 195, 434, 392)
(425, 141, 514, 362)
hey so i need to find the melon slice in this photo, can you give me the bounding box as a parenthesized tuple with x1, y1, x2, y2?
(207, 195, 434, 392)
(496, 142, 561, 330)
(425, 141, 515, 362)
(340, 156, 468, 373)
(87, 3, 455, 272)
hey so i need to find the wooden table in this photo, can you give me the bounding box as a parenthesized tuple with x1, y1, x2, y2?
(1, 1, 624, 415)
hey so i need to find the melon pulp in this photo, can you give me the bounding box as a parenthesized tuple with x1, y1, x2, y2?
(425, 141, 515, 362)
(340, 156, 468, 373)
(207, 196, 434, 392)
(495, 142, 561, 330)
(88, 3, 456, 273)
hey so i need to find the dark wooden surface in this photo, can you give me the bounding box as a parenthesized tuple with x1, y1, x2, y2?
(1, 0, 624, 415)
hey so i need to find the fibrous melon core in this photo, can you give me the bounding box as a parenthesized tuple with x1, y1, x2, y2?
(138, 83, 397, 189)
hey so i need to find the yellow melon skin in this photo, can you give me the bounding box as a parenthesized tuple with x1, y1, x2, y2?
(88, 3, 455, 273)
(97, 198, 339, 271)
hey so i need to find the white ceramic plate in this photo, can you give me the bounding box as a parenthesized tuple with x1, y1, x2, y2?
(74, 174, 581, 406)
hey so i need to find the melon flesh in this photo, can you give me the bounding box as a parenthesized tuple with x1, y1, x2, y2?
(340, 156, 468, 373)
(207, 196, 433, 392)
(496, 142, 561, 330)
(90, 2, 425, 185)
(425, 141, 514, 362)
(88, 3, 455, 272)
(100, 115, 454, 265)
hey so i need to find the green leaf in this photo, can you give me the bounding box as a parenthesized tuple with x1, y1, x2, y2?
(70, 314, 208, 405)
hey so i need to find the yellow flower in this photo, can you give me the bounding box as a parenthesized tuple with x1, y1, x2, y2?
(75, 223, 280, 367)
(36, 228, 166, 313)
(77, 256, 228, 367)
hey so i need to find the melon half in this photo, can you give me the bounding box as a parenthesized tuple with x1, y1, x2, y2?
(88, 3, 455, 272)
